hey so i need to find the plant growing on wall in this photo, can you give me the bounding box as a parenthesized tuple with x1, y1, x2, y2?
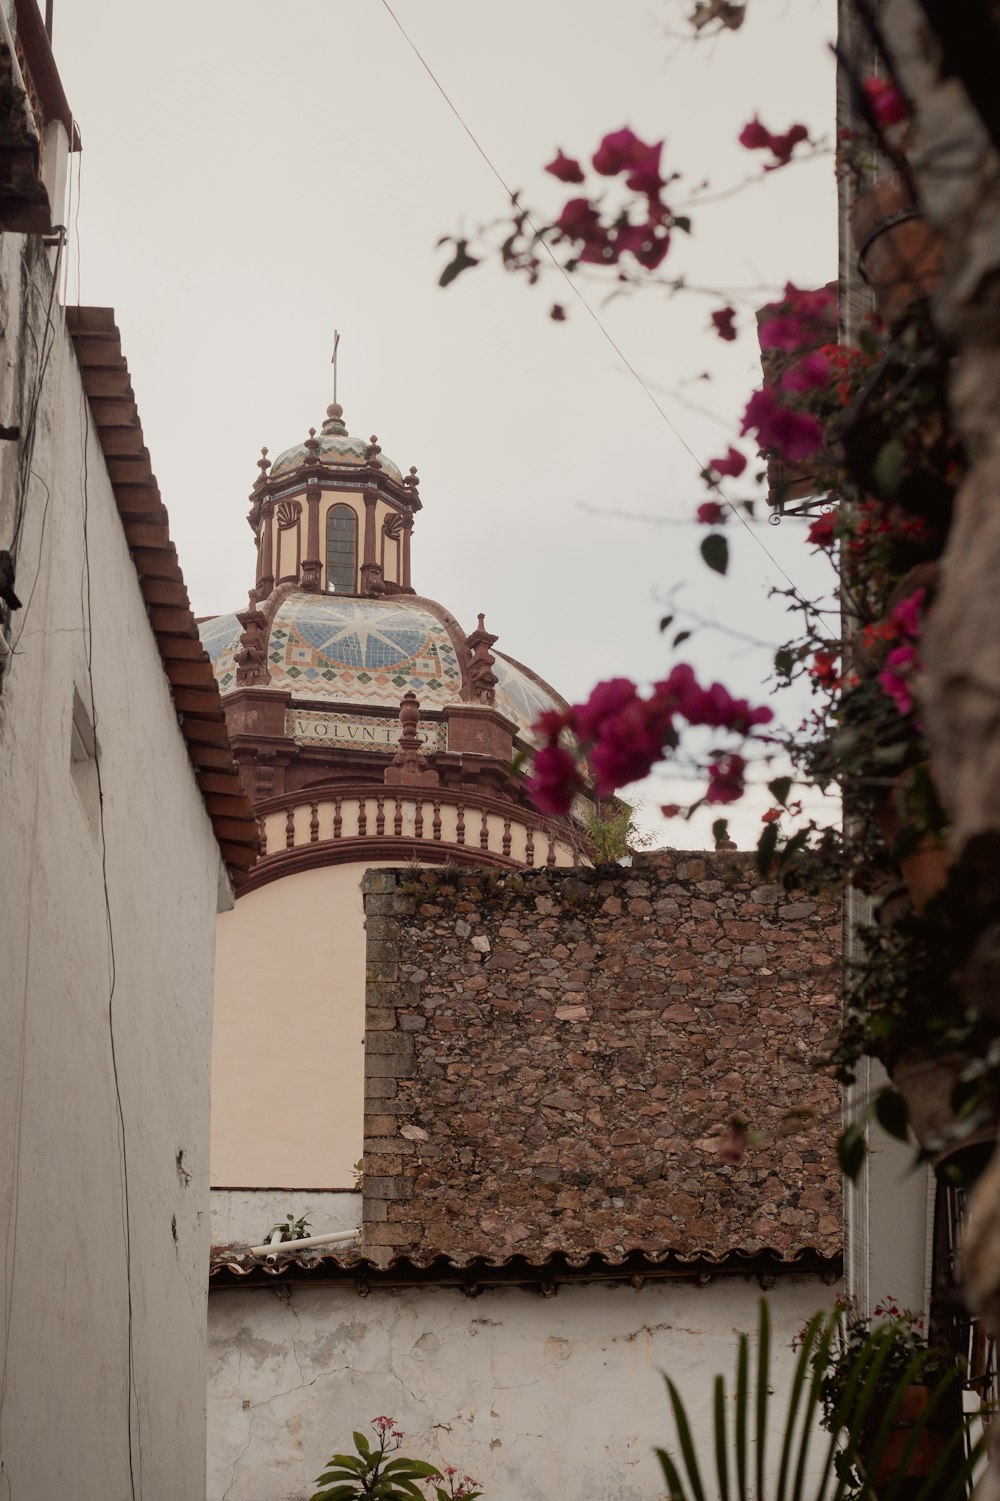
(310, 1417, 480, 1501)
(268, 1210, 312, 1242)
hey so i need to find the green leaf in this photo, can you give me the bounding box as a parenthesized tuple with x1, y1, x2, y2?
(700, 533, 729, 576)
(754, 1300, 769, 1501)
(674, 215, 692, 233)
(439, 239, 480, 288)
(659, 614, 675, 633)
(767, 776, 792, 807)
(665, 1376, 707, 1501)
(774, 647, 794, 679)
(872, 435, 906, 498)
(673, 629, 692, 648)
(873, 1086, 910, 1143)
(353, 1432, 371, 1459)
(655, 1446, 688, 1501)
(311, 1487, 362, 1501)
(837, 1122, 867, 1179)
(713, 1374, 730, 1501)
(756, 821, 779, 875)
(382, 1460, 441, 1479)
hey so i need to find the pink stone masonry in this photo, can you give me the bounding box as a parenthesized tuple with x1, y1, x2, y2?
(361, 851, 842, 1264)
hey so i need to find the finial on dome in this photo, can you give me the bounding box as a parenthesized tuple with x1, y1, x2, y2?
(366, 435, 383, 471)
(466, 613, 499, 707)
(304, 427, 321, 465)
(322, 402, 348, 437)
(254, 446, 271, 487)
(404, 465, 420, 491)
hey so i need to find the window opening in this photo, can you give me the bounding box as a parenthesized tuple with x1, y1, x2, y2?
(326, 505, 357, 594)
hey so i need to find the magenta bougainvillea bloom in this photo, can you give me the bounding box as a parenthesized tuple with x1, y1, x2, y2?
(738, 116, 809, 167)
(759, 283, 836, 352)
(781, 352, 833, 392)
(545, 149, 585, 184)
(863, 76, 909, 127)
(741, 386, 823, 462)
(709, 446, 747, 478)
(890, 586, 925, 640)
(880, 645, 918, 715)
(705, 753, 748, 804)
(697, 500, 726, 525)
(592, 127, 664, 196)
(555, 197, 602, 241)
(526, 741, 583, 815)
(711, 305, 738, 341)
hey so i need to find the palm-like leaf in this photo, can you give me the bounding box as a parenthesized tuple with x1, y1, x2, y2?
(657, 1301, 983, 1501)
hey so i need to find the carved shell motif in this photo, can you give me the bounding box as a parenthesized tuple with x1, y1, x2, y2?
(383, 512, 405, 540)
(275, 499, 302, 530)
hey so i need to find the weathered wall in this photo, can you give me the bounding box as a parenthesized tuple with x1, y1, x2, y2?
(361, 854, 842, 1262)
(210, 1187, 361, 1249)
(207, 1275, 837, 1501)
(212, 860, 402, 1189)
(0, 233, 222, 1497)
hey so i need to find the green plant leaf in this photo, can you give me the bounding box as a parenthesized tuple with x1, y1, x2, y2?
(655, 1446, 688, 1500)
(837, 1123, 866, 1179)
(353, 1432, 371, 1459)
(713, 1374, 730, 1501)
(673, 629, 692, 648)
(734, 1331, 748, 1501)
(873, 1087, 910, 1143)
(774, 647, 794, 679)
(659, 614, 675, 633)
(665, 1376, 707, 1501)
(700, 533, 729, 575)
(768, 776, 792, 806)
(754, 1300, 769, 1501)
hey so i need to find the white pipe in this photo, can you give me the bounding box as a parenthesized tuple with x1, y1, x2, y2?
(247, 1228, 359, 1257)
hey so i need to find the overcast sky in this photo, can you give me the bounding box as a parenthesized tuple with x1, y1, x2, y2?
(52, 0, 838, 847)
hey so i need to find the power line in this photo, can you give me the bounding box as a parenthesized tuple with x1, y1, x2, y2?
(377, 0, 833, 621)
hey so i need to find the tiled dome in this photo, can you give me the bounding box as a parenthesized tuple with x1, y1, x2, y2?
(267, 404, 404, 485)
(199, 592, 563, 744)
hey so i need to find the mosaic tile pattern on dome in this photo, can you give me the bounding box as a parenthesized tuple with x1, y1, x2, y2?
(493, 654, 562, 746)
(198, 613, 242, 694)
(268, 594, 463, 708)
(269, 432, 403, 484)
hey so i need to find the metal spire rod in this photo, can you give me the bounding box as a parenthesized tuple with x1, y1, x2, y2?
(331, 329, 341, 406)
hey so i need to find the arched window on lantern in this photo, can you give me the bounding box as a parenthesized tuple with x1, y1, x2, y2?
(326, 505, 357, 593)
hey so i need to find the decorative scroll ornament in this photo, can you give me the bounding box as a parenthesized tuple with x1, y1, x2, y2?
(384, 692, 439, 788)
(466, 612, 499, 706)
(383, 512, 405, 540)
(275, 499, 302, 530)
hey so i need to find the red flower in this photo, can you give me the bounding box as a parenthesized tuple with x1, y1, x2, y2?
(697, 501, 726, 525)
(739, 116, 809, 168)
(762, 807, 782, 823)
(705, 753, 747, 805)
(759, 284, 836, 353)
(863, 77, 909, 127)
(711, 306, 738, 341)
(890, 587, 925, 639)
(807, 513, 836, 549)
(615, 220, 670, 269)
(709, 447, 747, 479)
(781, 352, 832, 392)
(545, 149, 585, 184)
(810, 650, 840, 687)
(555, 197, 602, 241)
(741, 386, 823, 462)
(592, 127, 663, 195)
(527, 742, 583, 815)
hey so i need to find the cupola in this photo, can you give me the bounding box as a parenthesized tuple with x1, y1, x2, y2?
(246, 403, 421, 600)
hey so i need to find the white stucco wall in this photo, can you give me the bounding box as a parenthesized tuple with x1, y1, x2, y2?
(212, 861, 399, 1189)
(208, 1276, 839, 1501)
(0, 235, 223, 1497)
(211, 1188, 362, 1247)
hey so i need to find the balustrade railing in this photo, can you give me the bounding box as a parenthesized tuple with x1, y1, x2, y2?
(248, 783, 584, 883)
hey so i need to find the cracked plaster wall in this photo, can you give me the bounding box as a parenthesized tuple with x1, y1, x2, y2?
(207, 1275, 837, 1501)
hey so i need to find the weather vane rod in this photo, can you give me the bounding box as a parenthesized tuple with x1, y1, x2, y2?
(331, 329, 341, 406)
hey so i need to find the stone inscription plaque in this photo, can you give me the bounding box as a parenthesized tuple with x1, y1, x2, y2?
(286, 709, 446, 754)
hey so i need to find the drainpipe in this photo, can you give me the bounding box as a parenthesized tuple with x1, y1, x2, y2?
(247, 1228, 359, 1258)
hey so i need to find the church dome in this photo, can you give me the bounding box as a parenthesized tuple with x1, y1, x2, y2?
(267, 403, 405, 486)
(199, 590, 564, 746)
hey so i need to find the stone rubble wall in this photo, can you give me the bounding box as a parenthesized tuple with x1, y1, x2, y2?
(361, 852, 842, 1264)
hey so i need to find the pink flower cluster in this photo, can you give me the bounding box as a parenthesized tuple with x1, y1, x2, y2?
(862, 77, 909, 128)
(759, 284, 836, 354)
(741, 385, 823, 462)
(546, 127, 673, 271)
(878, 587, 925, 715)
(528, 668, 772, 814)
(738, 115, 810, 168)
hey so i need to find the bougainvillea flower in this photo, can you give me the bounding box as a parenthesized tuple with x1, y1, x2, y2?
(807, 512, 836, 549)
(697, 500, 726, 525)
(810, 650, 840, 687)
(545, 149, 585, 184)
(890, 587, 925, 639)
(623, 140, 665, 197)
(526, 741, 583, 815)
(759, 284, 836, 352)
(718, 1122, 748, 1163)
(709, 447, 747, 478)
(863, 76, 909, 127)
(762, 807, 782, 824)
(588, 697, 672, 792)
(592, 126, 661, 185)
(880, 644, 919, 715)
(555, 197, 603, 241)
(571, 677, 641, 742)
(705, 753, 747, 804)
(782, 352, 833, 392)
(615, 220, 671, 269)
(711, 305, 738, 341)
(738, 116, 809, 168)
(741, 386, 824, 461)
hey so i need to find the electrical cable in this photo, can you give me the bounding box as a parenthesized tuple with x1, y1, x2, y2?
(377, 0, 836, 629)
